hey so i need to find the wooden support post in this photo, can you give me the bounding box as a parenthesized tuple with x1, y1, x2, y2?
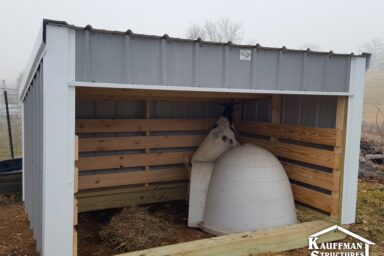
(145, 101, 151, 187)
(73, 135, 79, 256)
(271, 95, 282, 141)
(331, 96, 347, 221)
(233, 102, 243, 139)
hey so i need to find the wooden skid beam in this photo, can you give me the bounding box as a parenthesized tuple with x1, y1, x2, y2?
(239, 136, 341, 169)
(79, 135, 205, 152)
(77, 183, 188, 213)
(237, 121, 342, 146)
(116, 220, 345, 256)
(79, 168, 188, 190)
(291, 184, 332, 213)
(76, 119, 216, 133)
(76, 87, 269, 101)
(78, 151, 193, 171)
(283, 162, 334, 191)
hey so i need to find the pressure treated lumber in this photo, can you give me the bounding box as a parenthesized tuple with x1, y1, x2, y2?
(76, 118, 216, 133)
(239, 136, 341, 169)
(78, 151, 193, 171)
(79, 135, 205, 152)
(332, 96, 348, 220)
(283, 162, 334, 191)
(78, 168, 188, 190)
(236, 121, 342, 146)
(116, 220, 345, 256)
(291, 184, 332, 213)
(76, 87, 268, 101)
(77, 182, 188, 212)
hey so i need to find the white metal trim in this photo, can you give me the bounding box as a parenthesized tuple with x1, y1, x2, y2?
(42, 24, 76, 256)
(341, 57, 367, 224)
(68, 81, 353, 96)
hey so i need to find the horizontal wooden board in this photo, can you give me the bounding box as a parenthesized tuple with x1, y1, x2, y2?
(76, 87, 268, 101)
(117, 220, 345, 256)
(79, 135, 205, 152)
(239, 136, 341, 169)
(79, 168, 189, 190)
(236, 121, 342, 147)
(291, 184, 332, 213)
(76, 118, 216, 133)
(282, 162, 334, 191)
(78, 151, 193, 171)
(77, 182, 188, 213)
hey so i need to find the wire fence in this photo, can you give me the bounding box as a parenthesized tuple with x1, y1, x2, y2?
(0, 87, 22, 161)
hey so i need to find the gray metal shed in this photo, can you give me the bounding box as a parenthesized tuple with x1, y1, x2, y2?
(20, 19, 369, 256)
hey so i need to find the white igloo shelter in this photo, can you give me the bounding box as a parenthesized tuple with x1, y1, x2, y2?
(200, 144, 297, 235)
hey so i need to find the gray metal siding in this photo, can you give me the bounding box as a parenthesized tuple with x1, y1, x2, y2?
(23, 62, 44, 251)
(75, 30, 351, 92)
(242, 95, 337, 128)
(281, 95, 337, 128)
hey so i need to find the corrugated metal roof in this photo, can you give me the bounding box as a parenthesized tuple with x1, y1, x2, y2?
(43, 19, 370, 58)
(36, 19, 371, 94)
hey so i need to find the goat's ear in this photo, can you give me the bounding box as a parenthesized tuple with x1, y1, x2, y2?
(230, 124, 236, 131)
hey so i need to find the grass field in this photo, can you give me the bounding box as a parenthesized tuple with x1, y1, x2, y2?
(0, 116, 22, 161)
(362, 71, 384, 140)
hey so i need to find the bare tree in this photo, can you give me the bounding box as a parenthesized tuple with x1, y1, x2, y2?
(185, 24, 205, 40)
(186, 18, 244, 44)
(359, 38, 384, 68)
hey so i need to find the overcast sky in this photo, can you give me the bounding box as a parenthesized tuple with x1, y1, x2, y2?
(1, 0, 383, 86)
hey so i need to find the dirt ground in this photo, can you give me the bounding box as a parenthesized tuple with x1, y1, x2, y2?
(0, 194, 38, 256)
(0, 178, 383, 256)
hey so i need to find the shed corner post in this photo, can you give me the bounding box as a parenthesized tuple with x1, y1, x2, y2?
(341, 56, 367, 224)
(42, 24, 76, 255)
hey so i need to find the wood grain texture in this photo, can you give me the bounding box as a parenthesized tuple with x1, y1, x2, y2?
(79, 135, 205, 152)
(73, 135, 78, 256)
(239, 136, 341, 169)
(117, 220, 345, 256)
(283, 162, 334, 191)
(76, 118, 216, 133)
(79, 168, 188, 190)
(237, 121, 342, 146)
(78, 151, 193, 171)
(270, 95, 282, 141)
(332, 96, 348, 220)
(77, 183, 188, 213)
(291, 184, 332, 213)
(76, 87, 268, 101)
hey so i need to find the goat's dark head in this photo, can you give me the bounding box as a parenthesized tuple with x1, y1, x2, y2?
(219, 101, 239, 125)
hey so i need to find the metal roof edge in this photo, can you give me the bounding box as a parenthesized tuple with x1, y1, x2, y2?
(19, 23, 46, 101)
(68, 81, 353, 96)
(42, 19, 371, 59)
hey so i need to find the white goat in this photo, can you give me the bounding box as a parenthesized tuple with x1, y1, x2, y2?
(191, 116, 239, 162)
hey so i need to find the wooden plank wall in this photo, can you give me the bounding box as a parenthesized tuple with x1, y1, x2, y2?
(236, 96, 347, 219)
(75, 92, 218, 211)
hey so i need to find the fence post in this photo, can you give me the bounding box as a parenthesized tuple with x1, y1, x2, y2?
(4, 90, 14, 158)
